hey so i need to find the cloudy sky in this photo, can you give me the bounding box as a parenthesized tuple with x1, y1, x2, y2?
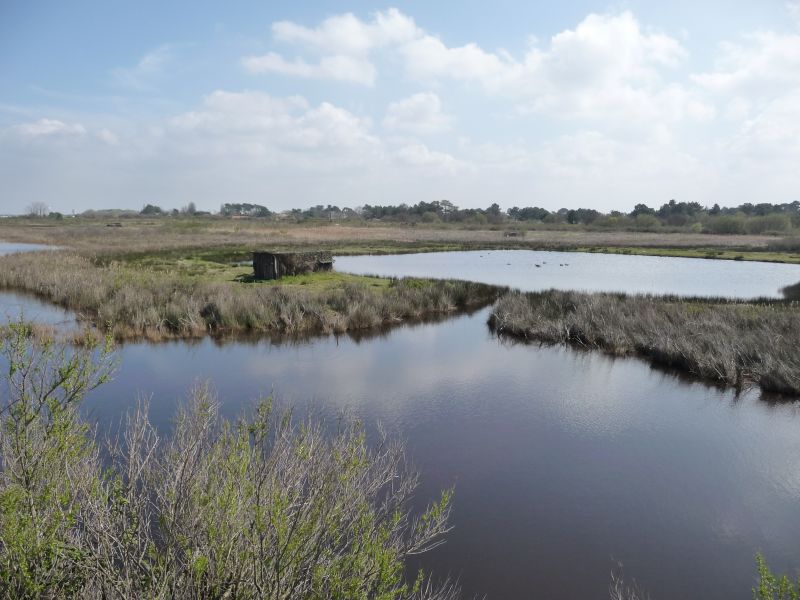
(1, 1, 799, 214)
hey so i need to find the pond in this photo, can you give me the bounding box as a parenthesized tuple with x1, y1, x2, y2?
(335, 250, 800, 298)
(79, 309, 800, 600)
(2, 243, 800, 599)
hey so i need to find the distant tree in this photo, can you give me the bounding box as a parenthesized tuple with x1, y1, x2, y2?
(439, 200, 457, 219)
(141, 204, 163, 215)
(630, 203, 656, 218)
(26, 202, 48, 217)
(507, 206, 550, 221)
(181, 202, 197, 215)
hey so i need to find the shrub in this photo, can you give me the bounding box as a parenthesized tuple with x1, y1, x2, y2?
(704, 215, 747, 235)
(0, 323, 459, 599)
(753, 554, 800, 600)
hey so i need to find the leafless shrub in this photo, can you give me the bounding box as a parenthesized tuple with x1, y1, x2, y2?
(0, 323, 459, 599)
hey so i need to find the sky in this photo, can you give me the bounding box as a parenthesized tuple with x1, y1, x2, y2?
(1, 0, 799, 215)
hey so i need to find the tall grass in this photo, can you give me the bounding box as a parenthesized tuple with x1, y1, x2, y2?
(489, 290, 800, 396)
(0, 251, 501, 340)
(0, 323, 459, 599)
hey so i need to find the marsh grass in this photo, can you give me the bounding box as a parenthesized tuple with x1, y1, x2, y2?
(489, 290, 800, 396)
(0, 251, 502, 341)
(1, 217, 793, 261)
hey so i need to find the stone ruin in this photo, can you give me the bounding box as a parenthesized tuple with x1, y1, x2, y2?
(252, 251, 333, 280)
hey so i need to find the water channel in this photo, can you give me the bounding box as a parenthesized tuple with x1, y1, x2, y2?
(2, 243, 800, 598)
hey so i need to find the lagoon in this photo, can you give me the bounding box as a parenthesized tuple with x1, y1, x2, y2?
(336, 249, 800, 298)
(2, 242, 800, 598)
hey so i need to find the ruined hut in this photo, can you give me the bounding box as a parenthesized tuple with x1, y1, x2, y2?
(252, 251, 333, 280)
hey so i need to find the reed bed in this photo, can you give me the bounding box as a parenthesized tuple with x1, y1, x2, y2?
(0, 217, 784, 256)
(0, 251, 501, 340)
(489, 290, 800, 396)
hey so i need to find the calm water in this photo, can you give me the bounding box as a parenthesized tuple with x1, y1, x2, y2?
(336, 250, 800, 298)
(3, 243, 800, 598)
(0, 242, 75, 328)
(77, 310, 800, 600)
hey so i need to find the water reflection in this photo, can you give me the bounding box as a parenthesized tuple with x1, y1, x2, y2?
(0, 242, 76, 329)
(79, 307, 800, 600)
(336, 250, 800, 298)
(3, 242, 800, 598)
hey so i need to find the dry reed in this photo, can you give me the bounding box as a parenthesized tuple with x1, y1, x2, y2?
(489, 290, 800, 396)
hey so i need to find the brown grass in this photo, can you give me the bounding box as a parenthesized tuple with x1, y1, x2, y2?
(0, 216, 786, 256)
(0, 250, 502, 341)
(489, 290, 800, 396)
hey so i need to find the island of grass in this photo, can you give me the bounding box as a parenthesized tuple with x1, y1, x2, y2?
(0, 249, 502, 341)
(489, 290, 800, 396)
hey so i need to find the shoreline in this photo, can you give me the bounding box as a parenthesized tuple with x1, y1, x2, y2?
(488, 289, 800, 397)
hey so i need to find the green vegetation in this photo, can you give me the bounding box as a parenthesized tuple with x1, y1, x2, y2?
(571, 245, 800, 265)
(0, 250, 502, 341)
(489, 290, 800, 396)
(3, 213, 800, 265)
(754, 555, 800, 600)
(0, 322, 458, 599)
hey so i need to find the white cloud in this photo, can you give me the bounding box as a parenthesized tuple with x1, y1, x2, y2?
(693, 31, 800, 97)
(111, 45, 173, 90)
(726, 91, 800, 163)
(271, 8, 420, 54)
(167, 90, 379, 167)
(13, 118, 86, 137)
(244, 8, 420, 85)
(383, 92, 453, 134)
(393, 143, 464, 172)
(6, 9, 800, 213)
(248, 9, 707, 126)
(242, 52, 376, 85)
(401, 11, 702, 124)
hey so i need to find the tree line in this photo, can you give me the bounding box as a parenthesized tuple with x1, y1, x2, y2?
(22, 198, 800, 234)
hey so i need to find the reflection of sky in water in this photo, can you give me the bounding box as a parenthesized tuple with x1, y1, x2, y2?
(337, 250, 800, 298)
(81, 307, 800, 600)
(4, 241, 800, 597)
(0, 243, 75, 328)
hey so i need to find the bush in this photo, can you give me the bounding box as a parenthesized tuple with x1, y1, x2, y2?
(753, 554, 800, 600)
(704, 215, 747, 235)
(746, 214, 792, 234)
(0, 323, 459, 599)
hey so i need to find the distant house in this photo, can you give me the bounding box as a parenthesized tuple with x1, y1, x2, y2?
(252, 251, 333, 280)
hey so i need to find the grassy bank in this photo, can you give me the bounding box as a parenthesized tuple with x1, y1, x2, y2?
(2, 217, 799, 264)
(489, 290, 800, 396)
(0, 250, 502, 341)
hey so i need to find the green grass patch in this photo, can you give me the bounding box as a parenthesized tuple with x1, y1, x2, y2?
(574, 246, 800, 264)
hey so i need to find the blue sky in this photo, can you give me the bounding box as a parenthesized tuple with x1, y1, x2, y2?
(1, 0, 799, 214)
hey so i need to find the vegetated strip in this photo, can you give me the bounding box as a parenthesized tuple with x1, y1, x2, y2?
(0, 250, 504, 341)
(488, 289, 800, 396)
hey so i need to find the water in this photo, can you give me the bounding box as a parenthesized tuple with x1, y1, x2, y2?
(336, 250, 800, 298)
(0, 242, 75, 328)
(78, 309, 800, 600)
(3, 242, 800, 598)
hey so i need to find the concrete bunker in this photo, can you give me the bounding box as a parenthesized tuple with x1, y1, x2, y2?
(252, 251, 333, 280)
